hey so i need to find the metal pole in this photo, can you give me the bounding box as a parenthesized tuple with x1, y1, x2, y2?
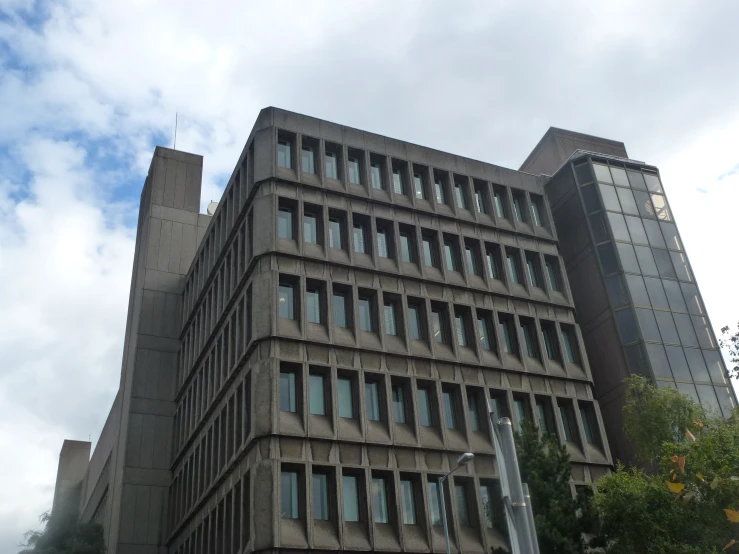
(438, 475, 451, 554)
(522, 483, 540, 554)
(498, 418, 535, 554)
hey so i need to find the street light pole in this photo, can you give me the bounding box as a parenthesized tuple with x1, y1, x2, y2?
(437, 452, 474, 554)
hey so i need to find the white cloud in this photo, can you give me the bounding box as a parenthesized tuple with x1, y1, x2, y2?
(1, 0, 738, 551)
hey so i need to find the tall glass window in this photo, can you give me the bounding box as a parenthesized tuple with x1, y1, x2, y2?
(392, 385, 407, 423)
(562, 327, 579, 363)
(417, 387, 433, 426)
(414, 173, 426, 199)
(478, 316, 492, 351)
(499, 318, 515, 354)
(428, 481, 442, 526)
(279, 284, 295, 319)
(514, 398, 527, 431)
(281, 470, 299, 518)
(559, 404, 575, 441)
(443, 390, 457, 429)
(400, 233, 412, 263)
(507, 253, 520, 284)
(513, 196, 524, 221)
(309, 373, 325, 415)
(338, 377, 353, 418)
(277, 140, 292, 169)
(393, 169, 404, 194)
(408, 304, 422, 340)
(545, 257, 561, 291)
(400, 480, 417, 524)
(377, 229, 389, 258)
(542, 326, 557, 360)
(280, 371, 297, 412)
(328, 218, 342, 248)
(371, 162, 383, 190)
(444, 242, 458, 271)
(526, 257, 540, 287)
(455, 315, 468, 346)
(423, 238, 435, 267)
(531, 201, 542, 226)
(487, 251, 499, 279)
(353, 224, 367, 254)
(325, 151, 338, 180)
(365, 381, 380, 421)
(455, 183, 467, 209)
(343, 475, 359, 522)
(358, 297, 373, 331)
(580, 406, 596, 444)
(435, 179, 446, 204)
(278, 207, 293, 239)
(494, 191, 506, 218)
(301, 145, 315, 174)
(455, 484, 471, 527)
(312, 472, 329, 520)
(468, 393, 481, 431)
(475, 189, 486, 213)
(372, 477, 389, 523)
(432, 310, 447, 344)
(537, 400, 552, 433)
(466, 247, 480, 276)
(306, 288, 321, 324)
(480, 484, 494, 528)
(347, 157, 360, 185)
(384, 303, 397, 336)
(333, 292, 347, 328)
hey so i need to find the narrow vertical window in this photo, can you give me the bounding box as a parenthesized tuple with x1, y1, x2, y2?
(309, 373, 325, 415)
(384, 302, 397, 336)
(468, 393, 481, 431)
(279, 284, 295, 320)
(428, 482, 442, 526)
(280, 371, 296, 412)
(399, 233, 413, 263)
(475, 188, 486, 213)
(417, 387, 433, 427)
(522, 321, 538, 357)
(545, 257, 561, 291)
(312, 472, 329, 520)
(393, 169, 404, 194)
(494, 190, 506, 218)
(443, 390, 457, 429)
(408, 304, 422, 340)
(499, 318, 515, 354)
(513, 196, 523, 222)
(478, 316, 492, 351)
(278, 207, 293, 239)
(281, 470, 298, 518)
(444, 242, 458, 271)
(338, 377, 353, 418)
(480, 484, 494, 528)
(423, 237, 435, 267)
(514, 398, 527, 431)
(542, 326, 557, 360)
(400, 480, 417, 524)
(392, 385, 407, 423)
(414, 173, 426, 199)
(365, 381, 380, 421)
(343, 475, 359, 522)
(347, 157, 360, 184)
(377, 229, 389, 258)
(536, 400, 552, 433)
(372, 477, 389, 523)
(277, 140, 292, 169)
(325, 151, 338, 180)
(435, 179, 446, 204)
(580, 406, 597, 444)
(486, 250, 499, 279)
(526, 256, 540, 287)
(562, 328, 580, 364)
(333, 292, 347, 328)
(306, 288, 321, 324)
(353, 223, 366, 254)
(329, 217, 342, 249)
(359, 296, 373, 332)
(507, 253, 520, 284)
(559, 404, 575, 441)
(455, 183, 467, 209)
(466, 247, 481, 276)
(371, 162, 383, 190)
(455, 315, 468, 347)
(301, 145, 315, 174)
(432, 309, 447, 344)
(531, 200, 543, 226)
(455, 484, 471, 527)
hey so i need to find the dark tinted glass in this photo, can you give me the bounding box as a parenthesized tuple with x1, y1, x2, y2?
(643, 277, 669, 309)
(627, 169, 647, 190)
(615, 309, 639, 344)
(676, 382, 700, 404)
(625, 274, 650, 306)
(646, 343, 672, 379)
(599, 184, 621, 212)
(616, 242, 640, 274)
(598, 243, 619, 275)
(574, 162, 594, 185)
(590, 214, 609, 243)
(665, 345, 691, 380)
(692, 316, 715, 349)
(643, 173, 663, 193)
(681, 283, 704, 314)
(684, 348, 710, 382)
(608, 212, 630, 241)
(661, 222, 682, 250)
(671, 252, 692, 281)
(610, 166, 630, 187)
(636, 308, 661, 342)
(581, 184, 601, 213)
(606, 275, 629, 307)
(624, 342, 649, 375)
(654, 310, 680, 344)
(673, 313, 699, 347)
(703, 350, 727, 384)
(616, 187, 639, 215)
(643, 219, 666, 248)
(662, 279, 687, 312)
(624, 216, 648, 244)
(634, 245, 659, 276)
(633, 190, 654, 219)
(653, 249, 677, 279)
(696, 385, 720, 415)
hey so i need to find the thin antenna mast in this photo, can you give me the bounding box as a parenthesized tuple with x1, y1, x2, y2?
(173, 111, 178, 149)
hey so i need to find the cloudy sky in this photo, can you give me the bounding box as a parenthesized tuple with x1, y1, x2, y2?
(1, 0, 739, 551)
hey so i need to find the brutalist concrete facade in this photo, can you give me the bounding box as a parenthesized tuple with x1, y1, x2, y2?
(59, 108, 739, 554)
(522, 128, 737, 462)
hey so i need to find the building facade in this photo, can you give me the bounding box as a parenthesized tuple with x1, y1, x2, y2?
(50, 109, 734, 554)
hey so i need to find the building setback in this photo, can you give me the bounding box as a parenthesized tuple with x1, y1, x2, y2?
(50, 108, 735, 554)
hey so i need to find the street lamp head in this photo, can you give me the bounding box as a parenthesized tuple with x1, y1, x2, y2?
(457, 452, 474, 465)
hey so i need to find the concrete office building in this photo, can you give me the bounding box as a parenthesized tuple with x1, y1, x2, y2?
(50, 108, 734, 554)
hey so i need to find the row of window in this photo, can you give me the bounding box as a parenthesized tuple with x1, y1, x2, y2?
(170, 474, 249, 554)
(180, 208, 255, 386)
(277, 199, 565, 294)
(171, 377, 250, 530)
(176, 287, 252, 457)
(277, 130, 548, 232)
(278, 276, 581, 365)
(279, 363, 601, 449)
(184, 150, 252, 323)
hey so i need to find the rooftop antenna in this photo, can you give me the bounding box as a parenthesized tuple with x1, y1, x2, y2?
(173, 111, 178, 150)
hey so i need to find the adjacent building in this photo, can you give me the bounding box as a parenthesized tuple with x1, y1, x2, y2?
(50, 109, 735, 554)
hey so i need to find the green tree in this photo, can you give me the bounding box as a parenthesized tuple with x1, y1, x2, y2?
(19, 503, 105, 554)
(514, 420, 595, 554)
(720, 323, 739, 380)
(594, 377, 739, 554)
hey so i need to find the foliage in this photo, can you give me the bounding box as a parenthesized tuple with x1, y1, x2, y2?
(514, 420, 595, 554)
(622, 375, 707, 464)
(19, 504, 105, 554)
(720, 324, 739, 381)
(595, 378, 739, 554)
